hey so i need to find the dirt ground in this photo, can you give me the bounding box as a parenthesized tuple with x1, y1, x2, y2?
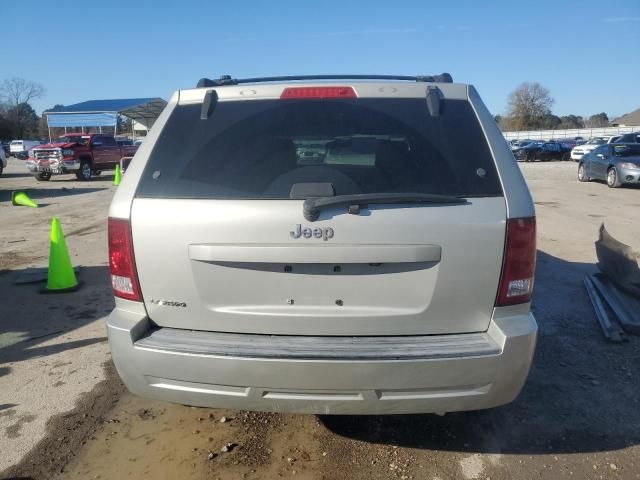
(0, 157, 121, 477)
(2, 158, 640, 480)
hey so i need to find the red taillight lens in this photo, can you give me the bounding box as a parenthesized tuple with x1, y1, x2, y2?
(108, 217, 142, 302)
(496, 217, 537, 306)
(280, 86, 357, 99)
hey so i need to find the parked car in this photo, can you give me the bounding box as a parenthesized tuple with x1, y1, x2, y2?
(0, 144, 6, 175)
(510, 139, 536, 154)
(557, 139, 577, 151)
(578, 143, 640, 187)
(26, 133, 138, 181)
(571, 136, 621, 161)
(614, 132, 640, 143)
(106, 73, 537, 415)
(1, 141, 10, 157)
(9, 140, 41, 159)
(115, 137, 134, 146)
(516, 141, 570, 161)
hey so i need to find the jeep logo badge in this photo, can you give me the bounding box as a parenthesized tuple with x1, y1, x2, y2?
(290, 224, 334, 241)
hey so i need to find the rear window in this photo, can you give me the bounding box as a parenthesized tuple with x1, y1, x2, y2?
(56, 135, 90, 145)
(613, 144, 640, 157)
(137, 98, 503, 199)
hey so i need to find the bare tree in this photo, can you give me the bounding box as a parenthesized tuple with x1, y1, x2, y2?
(0, 77, 46, 107)
(504, 82, 554, 130)
(0, 78, 45, 138)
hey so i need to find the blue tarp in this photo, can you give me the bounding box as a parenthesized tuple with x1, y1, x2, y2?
(47, 113, 118, 127)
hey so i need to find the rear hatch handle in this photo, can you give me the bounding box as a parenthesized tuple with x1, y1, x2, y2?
(189, 244, 442, 264)
(303, 193, 466, 221)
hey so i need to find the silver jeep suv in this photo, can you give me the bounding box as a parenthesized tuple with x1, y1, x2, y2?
(107, 74, 537, 415)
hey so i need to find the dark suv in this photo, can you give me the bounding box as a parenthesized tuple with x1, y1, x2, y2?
(615, 132, 640, 143)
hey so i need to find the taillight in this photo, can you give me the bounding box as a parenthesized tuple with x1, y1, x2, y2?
(496, 217, 536, 306)
(108, 217, 142, 301)
(280, 86, 357, 99)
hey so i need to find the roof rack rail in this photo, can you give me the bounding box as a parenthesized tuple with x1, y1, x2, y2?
(196, 73, 453, 88)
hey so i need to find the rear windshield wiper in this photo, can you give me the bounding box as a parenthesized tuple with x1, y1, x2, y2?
(303, 193, 466, 221)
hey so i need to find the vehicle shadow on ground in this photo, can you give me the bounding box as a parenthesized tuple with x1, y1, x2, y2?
(0, 265, 113, 366)
(40, 173, 117, 183)
(0, 187, 108, 203)
(591, 181, 640, 190)
(0, 172, 34, 179)
(321, 250, 640, 455)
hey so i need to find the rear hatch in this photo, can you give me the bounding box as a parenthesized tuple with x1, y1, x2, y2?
(131, 86, 506, 336)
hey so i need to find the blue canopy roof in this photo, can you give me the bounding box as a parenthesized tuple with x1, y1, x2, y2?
(46, 113, 118, 128)
(45, 98, 163, 114)
(44, 97, 167, 128)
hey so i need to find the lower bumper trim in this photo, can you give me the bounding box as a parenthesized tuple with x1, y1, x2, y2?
(146, 376, 250, 397)
(145, 376, 491, 403)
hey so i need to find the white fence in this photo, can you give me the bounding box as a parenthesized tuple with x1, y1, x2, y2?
(502, 125, 639, 141)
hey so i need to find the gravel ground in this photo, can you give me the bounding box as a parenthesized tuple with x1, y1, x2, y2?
(2, 158, 640, 480)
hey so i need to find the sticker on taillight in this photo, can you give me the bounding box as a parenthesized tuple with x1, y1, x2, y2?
(111, 274, 136, 296)
(505, 278, 533, 298)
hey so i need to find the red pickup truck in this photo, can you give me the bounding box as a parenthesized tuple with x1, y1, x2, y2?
(27, 133, 138, 181)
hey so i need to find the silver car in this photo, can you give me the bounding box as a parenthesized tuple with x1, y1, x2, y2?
(107, 74, 538, 415)
(570, 136, 621, 162)
(578, 143, 640, 188)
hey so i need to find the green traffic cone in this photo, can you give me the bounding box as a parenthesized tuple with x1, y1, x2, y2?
(113, 164, 122, 186)
(12, 191, 38, 208)
(45, 217, 79, 292)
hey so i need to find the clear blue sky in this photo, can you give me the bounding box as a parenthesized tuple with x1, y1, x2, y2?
(2, 0, 639, 119)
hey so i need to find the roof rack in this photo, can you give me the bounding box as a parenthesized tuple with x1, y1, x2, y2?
(196, 73, 453, 88)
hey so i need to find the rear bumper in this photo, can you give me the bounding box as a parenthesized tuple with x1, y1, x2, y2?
(107, 304, 537, 414)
